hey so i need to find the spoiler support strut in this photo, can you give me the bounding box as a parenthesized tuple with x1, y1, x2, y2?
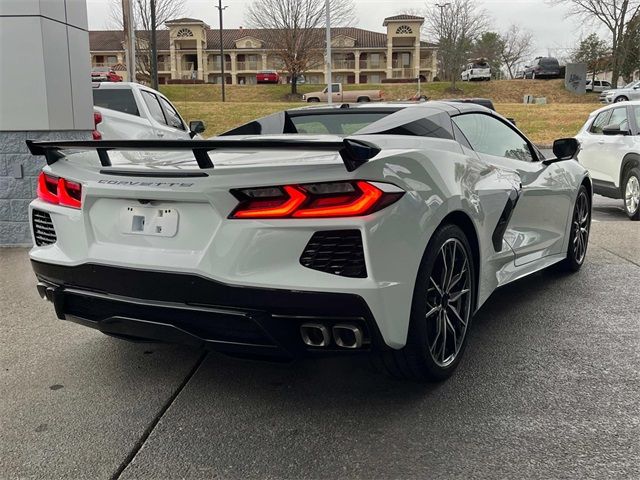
(25, 138, 380, 172)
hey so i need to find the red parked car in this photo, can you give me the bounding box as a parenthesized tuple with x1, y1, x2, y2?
(91, 66, 122, 83)
(256, 70, 280, 84)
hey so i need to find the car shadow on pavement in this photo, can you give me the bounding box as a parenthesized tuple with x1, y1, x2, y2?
(159, 264, 579, 403)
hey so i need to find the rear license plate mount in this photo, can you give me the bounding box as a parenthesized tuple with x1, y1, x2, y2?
(119, 205, 179, 237)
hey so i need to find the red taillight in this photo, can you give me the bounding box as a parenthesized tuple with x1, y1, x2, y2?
(36, 172, 82, 209)
(294, 181, 383, 218)
(230, 181, 403, 219)
(37, 172, 59, 204)
(93, 111, 102, 140)
(58, 179, 82, 208)
(232, 185, 306, 218)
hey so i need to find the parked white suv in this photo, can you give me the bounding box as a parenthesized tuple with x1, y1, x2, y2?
(599, 80, 640, 104)
(585, 79, 612, 93)
(92, 82, 205, 140)
(576, 101, 640, 219)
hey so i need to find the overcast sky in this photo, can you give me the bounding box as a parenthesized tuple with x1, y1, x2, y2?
(85, 0, 594, 60)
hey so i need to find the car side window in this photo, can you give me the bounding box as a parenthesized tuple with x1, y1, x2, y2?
(141, 91, 167, 125)
(452, 113, 534, 162)
(589, 110, 612, 134)
(608, 107, 629, 131)
(159, 97, 186, 131)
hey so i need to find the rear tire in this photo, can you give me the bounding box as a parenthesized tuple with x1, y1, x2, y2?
(559, 185, 591, 272)
(377, 224, 476, 381)
(356, 96, 370, 103)
(623, 167, 640, 220)
(307, 97, 320, 103)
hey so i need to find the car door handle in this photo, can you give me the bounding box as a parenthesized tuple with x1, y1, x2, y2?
(157, 132, 164, 137)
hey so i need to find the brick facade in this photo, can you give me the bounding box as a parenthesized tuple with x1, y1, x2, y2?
(0, 131, 90, 245)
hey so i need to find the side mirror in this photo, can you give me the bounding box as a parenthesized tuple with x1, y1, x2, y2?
(543, 138, 580, 165)
(189, 120, 206, 138)
(602, 124, 629, 136)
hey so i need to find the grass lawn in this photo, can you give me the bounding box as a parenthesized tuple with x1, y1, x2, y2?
(174, 101, 598, 146)
(162, 79, 602, 104)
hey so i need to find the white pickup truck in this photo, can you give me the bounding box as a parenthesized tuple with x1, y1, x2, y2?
(92, 82, 205, 140)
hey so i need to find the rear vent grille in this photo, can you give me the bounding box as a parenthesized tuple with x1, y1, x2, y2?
(300, 230, 366, 278)
(32, 210, 57, 246)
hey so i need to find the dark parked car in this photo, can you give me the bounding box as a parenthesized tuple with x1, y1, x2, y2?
(524, 57, 561, 79)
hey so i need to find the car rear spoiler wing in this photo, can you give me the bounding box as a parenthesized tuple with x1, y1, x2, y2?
(25, 138, 381, 172)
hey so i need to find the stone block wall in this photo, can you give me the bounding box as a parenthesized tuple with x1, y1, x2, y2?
(0, 130, 90, 245)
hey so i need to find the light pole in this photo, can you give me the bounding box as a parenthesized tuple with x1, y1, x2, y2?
(435, 3, 451, 27)
(123, 0, 136, 83)
(215, 0, 228, 102)
(325, 0, 332, 105)
(150, 0, 158, 89)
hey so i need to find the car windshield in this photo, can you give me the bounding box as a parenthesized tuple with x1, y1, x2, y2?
(290, 112, 391, 135)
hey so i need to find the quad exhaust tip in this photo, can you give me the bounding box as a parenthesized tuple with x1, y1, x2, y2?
(300, 323, 365, 349)
(332, 324, 363, 349)
(300, 323, 330, 347)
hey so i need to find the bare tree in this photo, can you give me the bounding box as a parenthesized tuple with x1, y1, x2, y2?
(549, 0, 640, 86)
(245, 0, 355, 94)
(110, 0, 186, 79)
(424, 0, 489, 89)
(500, 24, 534, 79)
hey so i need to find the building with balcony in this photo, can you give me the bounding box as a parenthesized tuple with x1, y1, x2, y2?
(89, 14, 438, 85)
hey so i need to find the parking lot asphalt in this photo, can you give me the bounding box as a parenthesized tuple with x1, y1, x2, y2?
(1, 195, 638, 480)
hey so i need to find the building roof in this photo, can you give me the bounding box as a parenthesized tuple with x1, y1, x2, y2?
(89, 26, 437, 52)
(383, 14, 425, 25)
(165, 17, 206, 24)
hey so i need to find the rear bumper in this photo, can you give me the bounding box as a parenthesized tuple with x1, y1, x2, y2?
(32, 260, 386, 359)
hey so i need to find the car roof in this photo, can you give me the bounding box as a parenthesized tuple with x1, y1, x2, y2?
(288, 100, 484, 116)
(91, 81, 145, 90)
(587, 100, 640, 117)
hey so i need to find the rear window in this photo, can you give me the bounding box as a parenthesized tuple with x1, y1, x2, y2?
(539, 58, 559, 67)
(92, 89, 139, 116)
(472, 62, 489, 68)
(290, 112, 390, 135)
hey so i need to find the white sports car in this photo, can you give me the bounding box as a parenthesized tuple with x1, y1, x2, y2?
(575, 100, 640, 220)
(26, 102, 592, 381)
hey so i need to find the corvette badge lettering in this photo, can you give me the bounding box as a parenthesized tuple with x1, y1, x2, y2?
(97, 180, 194, 187)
